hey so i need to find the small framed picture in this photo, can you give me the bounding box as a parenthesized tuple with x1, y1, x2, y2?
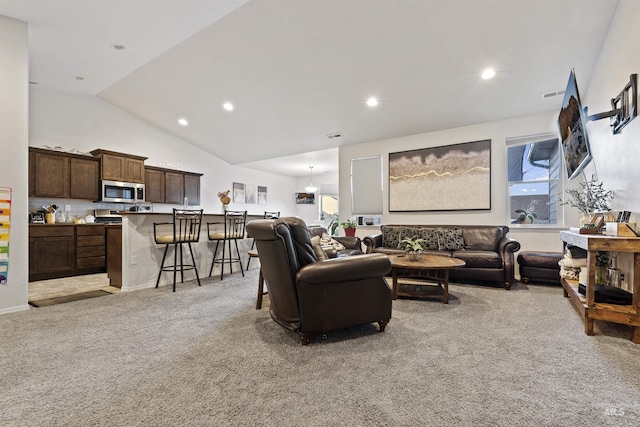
(295, 192, 315, 204)
(590, 213, 605, 229)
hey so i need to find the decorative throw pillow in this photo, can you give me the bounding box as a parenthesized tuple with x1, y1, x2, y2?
(381, 226, 402, 249)
(438, 228, 466, 251)
(310, 235, 328, 261)
(320, 233, 346, 251)
(418, 228, 440, 250)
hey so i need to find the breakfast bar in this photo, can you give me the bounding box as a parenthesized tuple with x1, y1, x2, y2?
(119, 212, 263, 291)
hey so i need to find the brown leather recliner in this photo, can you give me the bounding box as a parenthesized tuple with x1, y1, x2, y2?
(246, 217, 392, 345)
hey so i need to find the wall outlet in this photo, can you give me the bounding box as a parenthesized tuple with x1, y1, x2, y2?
(64, 204, 71, 211)
(130, 255, 138, 265)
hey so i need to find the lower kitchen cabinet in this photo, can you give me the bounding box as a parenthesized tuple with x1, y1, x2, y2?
(29, 224, 106, 281)
(29, 226, 76, 280)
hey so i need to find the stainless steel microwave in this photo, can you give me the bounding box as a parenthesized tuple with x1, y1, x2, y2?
(101, 180, 145, 203)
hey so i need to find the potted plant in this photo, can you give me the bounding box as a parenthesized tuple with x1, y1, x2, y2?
(400, 236, 425, 260)
(515, 208, 538, 224)
(340, 219, 357, 237)
(560, 175, 613, 226)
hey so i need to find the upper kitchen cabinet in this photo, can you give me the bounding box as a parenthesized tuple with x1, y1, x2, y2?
(145, 166, 202, 205)
(184, 172, 201, 205)
(29, 147, 100, 200)
(144, 167, 165, 203)
(70, 157, 100, 200)
(90, 149, 147, 183)
(29, 148, 70, 198)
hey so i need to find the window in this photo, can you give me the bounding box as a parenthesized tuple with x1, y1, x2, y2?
(507, 134, 561, 225)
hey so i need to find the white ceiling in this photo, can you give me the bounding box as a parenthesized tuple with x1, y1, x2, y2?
(1, 0, 619, 178)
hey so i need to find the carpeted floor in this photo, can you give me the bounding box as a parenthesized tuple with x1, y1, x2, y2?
(1, 270, 639, 426)
(29, 289, 113, 307)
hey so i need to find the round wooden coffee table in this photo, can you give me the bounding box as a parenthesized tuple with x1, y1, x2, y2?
(387, 254, 466, 303)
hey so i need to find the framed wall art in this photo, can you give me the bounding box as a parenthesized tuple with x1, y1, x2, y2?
(389, 139, 491, 211)
(233, 182, 245, 203)
(295, 192, 315, 204)
(257, 186, 267, 205)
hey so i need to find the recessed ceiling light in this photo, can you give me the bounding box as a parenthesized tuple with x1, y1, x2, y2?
(481, 68, 496, 80)
(71, 76, 84, 81)
(178, 118, 188, 126)
(223, 102, 234, 111)
(366, 97, 378, 107)
(111, 44, 126, 51)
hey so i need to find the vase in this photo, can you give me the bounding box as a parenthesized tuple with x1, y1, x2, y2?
(408, 251, 422, 261)
(344, 227, 356, 237)
(221, 204, 228, 213)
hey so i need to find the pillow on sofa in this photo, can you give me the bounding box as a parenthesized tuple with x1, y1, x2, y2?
(381, 226, 402, 249)
(310, 235, 328, 261)
(438, 228, 465, 251)
(418, 228, 440, 250)
(320, 233, 346, 251)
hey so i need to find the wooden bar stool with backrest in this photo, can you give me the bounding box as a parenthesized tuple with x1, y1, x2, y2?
(208, 210, 247, 280)
(246, 211, 280, 270)
(153, 208, 203, 292)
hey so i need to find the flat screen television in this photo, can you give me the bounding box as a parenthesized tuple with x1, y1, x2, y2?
(558, 69, 592, 180)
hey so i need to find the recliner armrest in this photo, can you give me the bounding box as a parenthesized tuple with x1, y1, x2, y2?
(297, 253, 391, 284)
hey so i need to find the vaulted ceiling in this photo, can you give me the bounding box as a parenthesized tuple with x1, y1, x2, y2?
(1, 0, 619, 177)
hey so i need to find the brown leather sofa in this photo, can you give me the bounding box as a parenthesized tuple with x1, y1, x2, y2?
(308, 225, 363, 257)
(246, 217, 392, 345)
(363, 224, 521, 289)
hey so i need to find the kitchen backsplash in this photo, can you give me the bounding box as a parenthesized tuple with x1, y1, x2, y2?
(29, 198, 154, 222)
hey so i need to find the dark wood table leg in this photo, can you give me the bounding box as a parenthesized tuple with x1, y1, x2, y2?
(443, 269, 449, 304)
(392, 266, 398, 300)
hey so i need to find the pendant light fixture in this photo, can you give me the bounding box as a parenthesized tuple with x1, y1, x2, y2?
(305, 166, 318, 193)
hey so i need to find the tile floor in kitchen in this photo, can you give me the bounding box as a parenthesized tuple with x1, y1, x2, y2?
(29, 273, 121, 301)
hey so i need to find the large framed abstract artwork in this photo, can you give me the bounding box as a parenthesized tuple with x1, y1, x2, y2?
(389, 139, 491, 211)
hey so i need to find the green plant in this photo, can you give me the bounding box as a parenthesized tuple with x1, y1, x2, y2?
(340, 219, 357, 229)
(328, 218, 339, 236)
(560, 176, 613, 214)
(515, 209, 538, 224)
(400, 236, 425, 252)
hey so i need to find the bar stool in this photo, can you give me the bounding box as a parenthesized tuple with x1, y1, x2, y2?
(208, 210, 247, 280)
(153, 209, 203, 292)
(246, 211, 280, 270)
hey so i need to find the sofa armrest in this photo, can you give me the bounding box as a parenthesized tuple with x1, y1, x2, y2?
(297, 253, 391, 284)
(333, 236, 362, 251)
(363, 233, 383, 254)
(499, 236, 521, 285)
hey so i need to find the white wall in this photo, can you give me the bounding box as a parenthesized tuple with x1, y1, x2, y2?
(338, 0, 640, 282)
(339, 112, 565, 255)
(0, 16, 29, 314)
(29, 89, 298, 216)
(578, 0, 640, 289)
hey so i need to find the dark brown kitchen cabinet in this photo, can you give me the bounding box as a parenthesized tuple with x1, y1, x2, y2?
(29, 226, 76, 281)
(144, 167, 166, 203)
(144, 166, 202, 205)
(70, 157, 100, 200)
(29, 147, 100, 201)
(90, 149, 147, 183)
(184, 173, 201, 205)
(29, 149, 70, 198)
(165, 172, 184, 204)
(29, 224, 106, 281)
(76, 225, 106, 270)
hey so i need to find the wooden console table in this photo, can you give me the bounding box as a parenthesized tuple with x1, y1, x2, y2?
(559, 231, 640, 343)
